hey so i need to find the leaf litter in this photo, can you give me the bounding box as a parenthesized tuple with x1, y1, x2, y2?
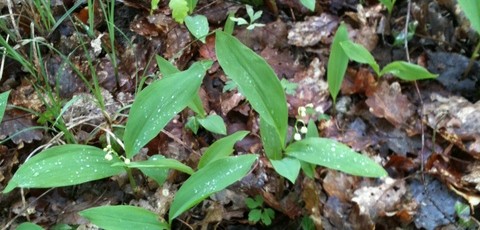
(2, 0, 480, 228)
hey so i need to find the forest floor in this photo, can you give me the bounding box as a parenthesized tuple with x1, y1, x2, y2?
(1, 0, 480, 229)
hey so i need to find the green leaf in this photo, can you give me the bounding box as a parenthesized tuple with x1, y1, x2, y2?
(259, 117, 283, 160)
(79, 205, 168, 230)
(123, 61, 212, 158)
(17, 223, 44, 230)
(156, 55, 206, 116)
(305, 119, 319, 138)
(458, 0, 480, 34)
(198, 131, 249, 168)
(169, 154, 257, 223)
(186, 116, 200, 134)
(248, 209, 262, 222)
(3, 145, 124, 193)
(300, 0, 315, 11)
(327, 23, 349, 103)
(340, 40, 380, 75)
(216, 31, 288, 149)
(186, 0, 198, 13)
(224, 12, 235, 35)
(185, 15, 209, 43)
(285, 138, 387, 178)
(222, 80, 238, 92)
(245, 196, 262, 209)
(156, 55, 179, 75)
(270, 157, 301, 184)
(135, 155, 169, 186)
(197, 114, 227, 135)
(151, 0, 160, 13)
(0, 90, 10, 124)
(280, 78, 298, 95)
(379, 61, 438, 80)
(169, 0, 189, 23)
(112, 158, 194, 175)
(261, 209, 274, 225)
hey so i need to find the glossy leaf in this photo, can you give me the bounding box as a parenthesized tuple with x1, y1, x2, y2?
(270, 157, 301, 184)
(198, 131, 249, 168)
(186, 116, 200, 134)
(0, 90, 10, 124)
(169, 154, 257, 223)
(340, 40, 380, 75)
(185, 15, 209, 43)
(112, 158, 194, 175)
(79, 205, 168, 230)
(379, 61, 438, 80)
(301, 119, 318, 178)
(286, 138, 387, 178)
(458, 0, 480, 34)
(327, 23, 349, 103)
(136, 155, 169, 185)
(155, 55, 206, 116)
(259, 117, 282, 160)
(300, 0, 315, 11)
(3, 145, 124, 193)
(216, 31, 287, 149)
(123, 61, 212, 158)
(198, 114, 227, 135)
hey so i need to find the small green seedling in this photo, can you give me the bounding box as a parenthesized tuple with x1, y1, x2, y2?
(230, 5, 265, 30)
(280, 78, 298, 95)
(379, 0, 396, 14)
(246, 195, 275, 226)
(327, 23, 438, 103)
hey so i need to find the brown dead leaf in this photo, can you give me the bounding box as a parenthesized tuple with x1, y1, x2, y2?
(352, 178, 408, 219)
(0, 110, 43, 145)
(341, 68, 377, 96)
(260, 46, 301, 79)
(366, 81, 414, 127)
(288, 14, 339, 47)
(323, 170, 358, 203)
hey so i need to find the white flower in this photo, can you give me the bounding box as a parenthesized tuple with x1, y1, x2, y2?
(300, 126, 308, 134)
(104, 153, 113, 161)
(298, 106, 307, 117)
(294, 132, 302, 141)
(124, 158, 131, 164)
(305, 103, 314, 108)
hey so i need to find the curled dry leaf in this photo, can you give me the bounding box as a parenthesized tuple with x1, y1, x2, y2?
(366, 81, 414, 127)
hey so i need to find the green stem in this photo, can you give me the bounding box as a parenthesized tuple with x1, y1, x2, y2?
(126, 167, 138, 192)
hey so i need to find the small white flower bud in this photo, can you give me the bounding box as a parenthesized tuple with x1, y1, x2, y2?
(298, 106, 307, 117)
(104, 153, 113, 161)
(294, 133, 302, 141)
(124, 158, 131, 164)
(305, 103, 314, 108)
(300, 126, 308, 134)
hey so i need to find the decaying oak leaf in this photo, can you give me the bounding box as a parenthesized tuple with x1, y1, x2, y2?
(366, 81, 414, 127)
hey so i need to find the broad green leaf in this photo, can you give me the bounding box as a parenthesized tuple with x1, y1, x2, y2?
(169, 0, 189, 23)
(216, 31, 288, 149)
(185, 15, 209, 43)
(301, 119, 318, 178)
(379, 61, 438, 80)
(156, 55, 179, 75)
(300, 0, 315, 11)
(156, 55, 206, 116)
(270, 157, 301, 184)
(3, 145, 124, 193)
(259, 117, 282, 160)
(198, 114, 226, 135)
(124, 61, 212, 158)
(458, 0, 480, 34)
(286, 137, 387, 178)
(0, 90, 10, 124)
(169, 154, 257, 223)
(198, 131, 249, 168)
(327, 23, 349, 103)
(17, 223, 44, 230)
(135, 155, 169, 186)
(305, 119, 319, 138)
(340, 40, 380, 75)
(112, 158, 194, 175)
(79, 205, 168, 230)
